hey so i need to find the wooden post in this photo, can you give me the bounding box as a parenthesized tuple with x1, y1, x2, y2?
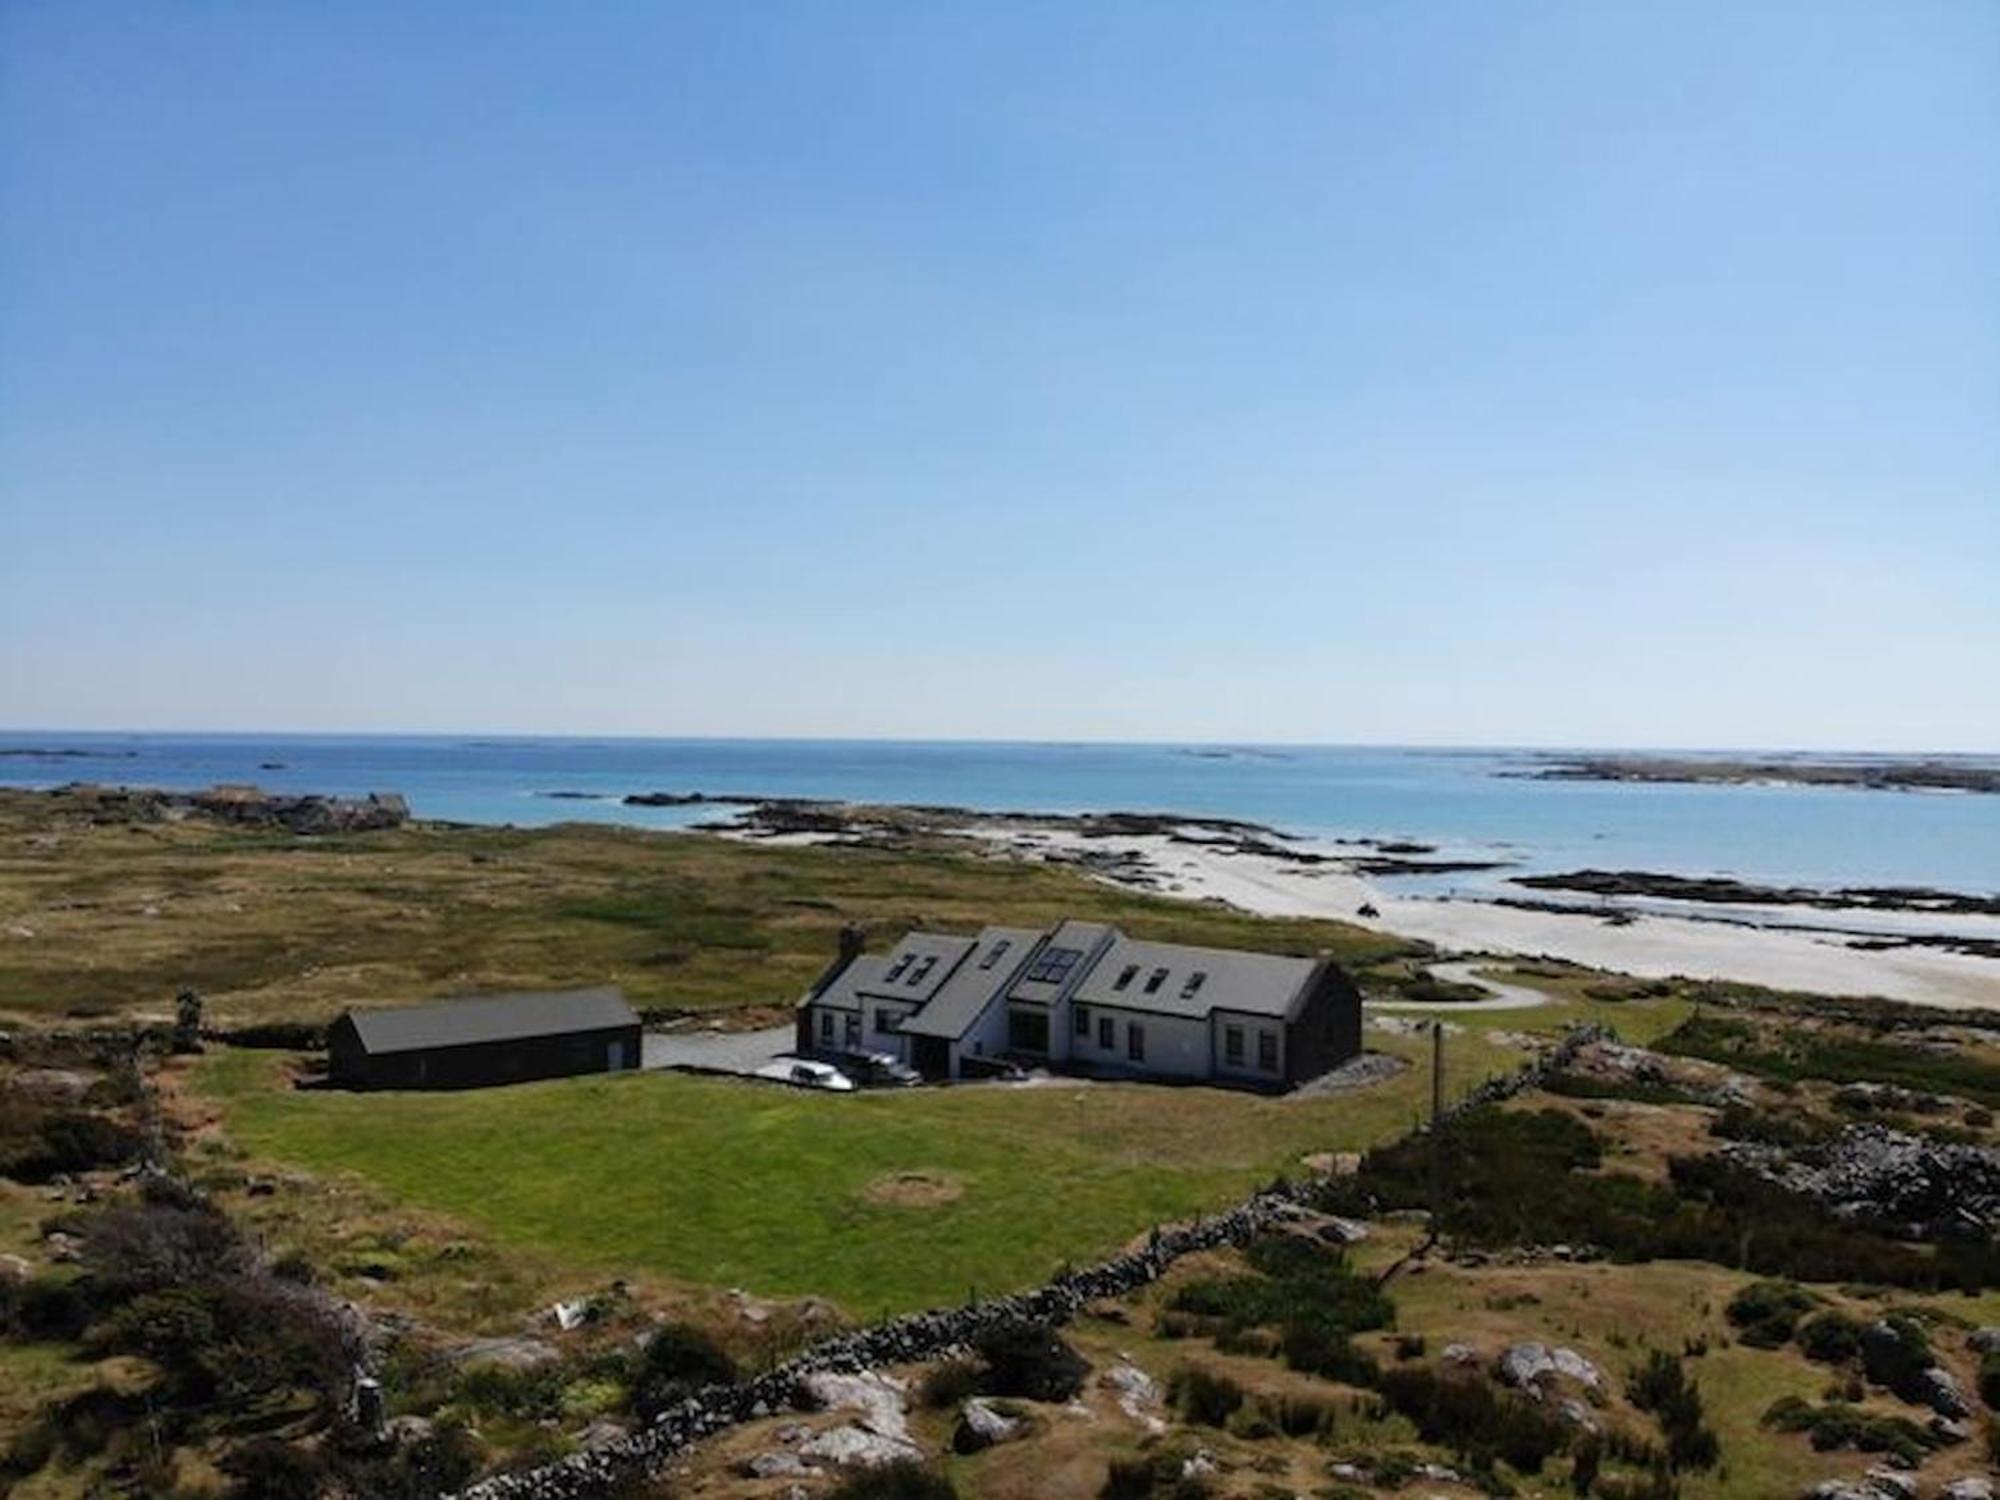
(1427, 1021, 1445, 1241)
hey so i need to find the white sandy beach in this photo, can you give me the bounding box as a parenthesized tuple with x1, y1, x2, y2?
(973, 828, 2000, 1011)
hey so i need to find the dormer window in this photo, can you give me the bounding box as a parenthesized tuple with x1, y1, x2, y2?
(1143, 967, 1169, 994)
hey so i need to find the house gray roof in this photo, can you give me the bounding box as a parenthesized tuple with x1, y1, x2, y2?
(1068, 936, 1319, 1021)
(1004, 919, 1115, 1004)
(813, 932, 979, 1013)
(342, 988, 638, 1055)
(899, 926, 1045, 1040)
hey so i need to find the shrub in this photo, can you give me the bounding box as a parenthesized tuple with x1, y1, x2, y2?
(1980, 1348, 2000, 1408)
(79, 1199, 253, 1301)
(1100, 1448, 1212, 1500)
(631, 1322, 737, 1420)
(1796, 1311, 1864, 1365)
(1261, 1390, 1335, 1437)
(220, 1437, 328, 1500)
(825, 1460, 957, 1499)
(1859, 1315, 1931, 1396)
(972, 1320, 1089, 1403)
(1723, 1280, 1817, 1348)
(1373, 1363, 1569, 1475)
(1625, 1353, 1718, 1472)
(12, 1275, 90, 1340)
(1167, 1366, 1244, 1427)
(918, 1357, 983, 1409)
(1762, 1395, 1936, 1465)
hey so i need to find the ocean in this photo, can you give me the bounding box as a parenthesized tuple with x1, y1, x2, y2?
(2, 733, 1996, 899)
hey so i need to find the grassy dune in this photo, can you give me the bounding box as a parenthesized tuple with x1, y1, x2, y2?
(0, 791, 1410, 1025)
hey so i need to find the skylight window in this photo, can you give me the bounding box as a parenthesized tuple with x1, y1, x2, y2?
(1143, 967, 1169, 994)
(1181, 971, 1207, 998)
(907, 955, 937, 986)
(1024, 946, 1083, 984)
(884, 953, 914, 982)
(1113, 964, 1139, 991)
(978, 938, 1012, 970)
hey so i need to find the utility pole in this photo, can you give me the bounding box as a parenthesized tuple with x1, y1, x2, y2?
(1427, 1020, 1445, 1243)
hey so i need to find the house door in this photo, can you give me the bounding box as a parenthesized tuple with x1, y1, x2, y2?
(911, 1035, 950, 1079)
(844, 1013, 862, 1051)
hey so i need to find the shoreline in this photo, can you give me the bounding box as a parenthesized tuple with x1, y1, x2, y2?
(706, 801, 2000, 1012)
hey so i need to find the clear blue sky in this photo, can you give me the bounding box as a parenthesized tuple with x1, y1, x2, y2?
(3, 2, 1995, 748)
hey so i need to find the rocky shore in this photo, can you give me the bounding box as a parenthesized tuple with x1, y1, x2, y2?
(1516, 869, 2000, 918)
(35, 782, 410, 834)
(1510, 755, 2000, 795)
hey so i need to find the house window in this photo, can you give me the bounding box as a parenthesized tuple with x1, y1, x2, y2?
(1113, 964, 1139, 991)
(1181, 971, 1207, 998)
(874, 1008, 900, 1035)
(1008, 1008, 1050, 1054)
(844, 1013, 861, 1048)
(1073, 1004, 1090, 1036)
(907, 955, 937, 986)
(1143, 967, 1168, 994)
(1225, 1025, 1244, 1066)
(885, 953, 914, 982)
(1098, 1015, 1114, 1049)
(1024, 946, 1083, 984)
(1127, 1023, 1146, 1062)
(1258, 1031, 1278, 1071)
(979, 939, 1012, 970)
(819, 1010, 835, 1042)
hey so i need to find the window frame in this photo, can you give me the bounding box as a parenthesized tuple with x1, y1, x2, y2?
(1127, 1023, 1146, 1062)
(1257, 1030, 1279, 1072)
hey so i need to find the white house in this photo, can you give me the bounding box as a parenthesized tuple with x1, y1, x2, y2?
(796, 919, 1362, 1090)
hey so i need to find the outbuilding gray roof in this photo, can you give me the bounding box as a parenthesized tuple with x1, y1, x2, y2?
(341, 988, 638, 1055)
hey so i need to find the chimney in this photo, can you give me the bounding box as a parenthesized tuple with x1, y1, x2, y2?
(807, 923, 867, 999)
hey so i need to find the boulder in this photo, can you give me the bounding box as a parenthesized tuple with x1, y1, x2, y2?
(447, 1337, 559, 1371)
(1498, 1340, 1602, 1394)
(1916, 1364, 1972, 1419)
(1944, 1480, 1997, 1500)
(952, 1398, 1024, 1455)
(796, 1424, 920, 1469)
(799, 1369, 910, 1441)
(744, 1449, 811, 1478)
(1098, 1360, 1159, 1420)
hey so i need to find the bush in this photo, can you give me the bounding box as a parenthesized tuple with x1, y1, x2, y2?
(631, 1322, 737, 1420)
(1625, 1352, 1718, 1472)
(1101, 1448, 1213, 1500)
(220, 1437, 328, 1500)
(1167, 1366, 1244, 1427)
(826, 1460, 957, 1500)
(1724, 1280, 1817, 1348)
(1859, 1315, 1931, 1397)
(1373, 1363, 1569, 1475)
(972, 1320, 1088, 1403)
(1796, 1311, 1864, 1365)
(1980, 1349, 2000, 1408)
(11, 1275, 89, 1340)
(1762, 1395, 1936, 1465)
(0, 1109, 144, 1184)
(918, 1358, 983, 1409)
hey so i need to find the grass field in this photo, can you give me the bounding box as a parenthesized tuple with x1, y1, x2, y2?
(0, 791, 1413, 1025)
(194, 1006, 1643, 1317)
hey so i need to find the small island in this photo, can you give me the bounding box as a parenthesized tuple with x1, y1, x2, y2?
(1509, 754, 2000, 795)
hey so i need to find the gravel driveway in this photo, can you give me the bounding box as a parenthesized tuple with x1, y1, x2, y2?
(642, 1023, 798, 1076)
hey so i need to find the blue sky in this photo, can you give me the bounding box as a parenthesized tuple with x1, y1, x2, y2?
(3, 2, 1995, 748)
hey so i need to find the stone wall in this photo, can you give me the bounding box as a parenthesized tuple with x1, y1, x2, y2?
(451, 1190, 1302, 1500)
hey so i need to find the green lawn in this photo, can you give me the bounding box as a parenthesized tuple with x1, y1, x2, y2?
(198, 1015, 1596, 1316)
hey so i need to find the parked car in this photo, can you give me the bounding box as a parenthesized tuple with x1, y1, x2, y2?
(846, 1050, 922, 1087)
(753, 1058, 855, 1092)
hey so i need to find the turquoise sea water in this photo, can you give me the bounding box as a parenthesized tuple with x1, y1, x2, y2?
(1, 733, 1995, 897)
